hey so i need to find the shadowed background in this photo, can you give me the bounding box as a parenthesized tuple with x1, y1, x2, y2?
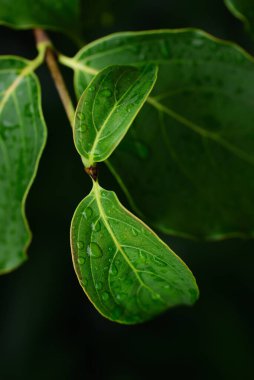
(0, 0, 254, 378)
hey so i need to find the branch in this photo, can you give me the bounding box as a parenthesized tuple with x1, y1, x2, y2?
(33, 29, 75, 127)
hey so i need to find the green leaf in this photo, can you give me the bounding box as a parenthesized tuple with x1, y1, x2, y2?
(0, 56, 47, 273)
(0, 0, 81, 40)
(74, 64, 158, 167)
(71, 181, 198, 324)
(225, 0, 254, 37)
(62, 29, 254, 239)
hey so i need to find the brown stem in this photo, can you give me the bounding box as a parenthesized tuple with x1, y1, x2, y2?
(33, 29, 75, 126)
(85, 165, 99, 181)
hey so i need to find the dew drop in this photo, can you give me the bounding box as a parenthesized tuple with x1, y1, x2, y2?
(87, 242, 103, 258)
(139, 251, 147, 263)
(112, 306, 123, 319)
(24, 103, 33, 117)
(128, 93, 140, 104)
(77, 123, 87, 133)
(192, 38, 204, 47)
(108, 246, 114, 253)
(77, 111, 85, 121)
(101, 291, 110, 301)
(92, 221, 101, 232)
(152, 292, 160, 301)
(77, 256, 85, 265)
(2, 119, 17, 128)
(82, 207, 93, 219)
(116, 292, 127, 300)
(77, 241, 84, 250)
(101, 89, 112, 97)
(109, 264, 118, 276)
(132, 228, 138, 236)
(95, 281, 103, 290)
(81, 278, 88, 287)
(89, 85, 95, 92)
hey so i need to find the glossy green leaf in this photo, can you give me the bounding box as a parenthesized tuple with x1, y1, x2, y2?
(63, 29, 254, 239)
(225, 0, 254, 37)
(0, 0, 81, 40)
(74, 64, 158, 167)
(0, 56, 47, 273)
(71, 180, 198, 324)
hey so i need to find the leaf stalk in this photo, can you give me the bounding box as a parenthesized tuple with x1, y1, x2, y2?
(33, 28, 75, 127)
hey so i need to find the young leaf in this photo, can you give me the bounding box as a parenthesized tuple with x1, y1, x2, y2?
(0, 0, 81, 41)
(71, 181, 199, 324)
(74, 64, 157, 167)
(63, 29, 254, 239)
(0, 56, 47, 273)
(225, 0, 254, 37)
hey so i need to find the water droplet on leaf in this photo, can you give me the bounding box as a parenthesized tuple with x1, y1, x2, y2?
(192, 38, 204, 47)
(101, 291, 110, 301)
(82, 207, 93, 219)
(109, 264, 118, 276)
(139, 251, 147, 263)
(101, 89, 112, 97)
(24, 103, 33, 117)
(132, 228, 138, 236)
(112, 306, 122, 319)
(95, 281, 103, 290)
(152, 292, 160, 300)
(77, 241, 84, 250)
(81, 278, 88, 287)
(77, 111, 85, 121)
(77, 256, 85, 265)
(92, 221, 101, 232)
(87, 242, 103, 258)
(77, 123, 87, 133)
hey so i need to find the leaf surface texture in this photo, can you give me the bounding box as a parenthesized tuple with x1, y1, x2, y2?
(71, 181, 199, 324)
(0, 56, 46, 273)
(74, 64, 157, 166)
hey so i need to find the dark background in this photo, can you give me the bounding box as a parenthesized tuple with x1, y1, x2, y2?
(1, 0, 254, 379)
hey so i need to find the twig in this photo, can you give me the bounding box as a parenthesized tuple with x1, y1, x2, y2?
(33, 29, 75, 127)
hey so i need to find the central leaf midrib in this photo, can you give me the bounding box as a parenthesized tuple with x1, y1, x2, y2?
(0, 62, 38, 112)
(93, 183, 158, 297)
(88, 67, 147, 164)
(147, 96, 254, 166)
